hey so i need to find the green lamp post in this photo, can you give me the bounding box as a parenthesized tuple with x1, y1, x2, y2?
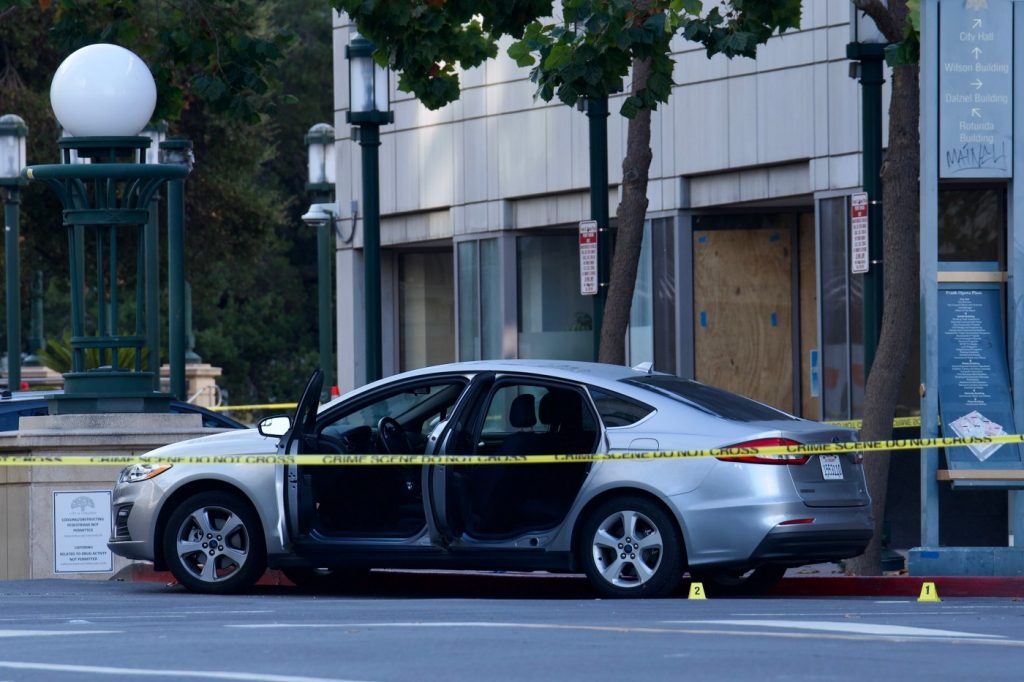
(1, 113, 28, 391)
(305, 122, 337, 399)
(24, 44, 188, 413)
(847, 6, 889, 381)
(346, 33, 393, 385)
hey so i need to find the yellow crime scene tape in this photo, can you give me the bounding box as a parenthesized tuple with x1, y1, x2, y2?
(0, 432, 1015, 467)
(208, 403, 298, 412)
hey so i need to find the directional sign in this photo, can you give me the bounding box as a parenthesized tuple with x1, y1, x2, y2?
(939, 0, 1013, 178)
(579, 220, 598, 296)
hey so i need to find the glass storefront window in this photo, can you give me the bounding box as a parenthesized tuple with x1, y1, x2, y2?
(399, 252, 454, 371)
(457, 239, 501, 361)
(517, 234, 595, 361)
(628, 222, 653, 367)
(628, 218, 677, 373)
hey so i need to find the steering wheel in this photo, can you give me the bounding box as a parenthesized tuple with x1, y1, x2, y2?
(377, 417, 413, 454)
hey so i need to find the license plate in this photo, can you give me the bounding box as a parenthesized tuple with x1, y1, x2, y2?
(819, 454, 844, 480)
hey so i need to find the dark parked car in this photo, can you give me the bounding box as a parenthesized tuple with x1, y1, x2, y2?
(0, 390, 246, 431)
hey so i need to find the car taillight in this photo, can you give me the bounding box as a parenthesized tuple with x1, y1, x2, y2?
(715, 438, 809, 465)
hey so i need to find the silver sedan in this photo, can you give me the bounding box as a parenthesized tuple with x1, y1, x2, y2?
(109, 360, 871, 597)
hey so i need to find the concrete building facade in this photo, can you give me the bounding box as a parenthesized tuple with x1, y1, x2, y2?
(329, 0, 881, 428)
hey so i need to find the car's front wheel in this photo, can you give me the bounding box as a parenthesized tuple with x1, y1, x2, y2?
(163, 491, 266, 594)
(578, 495, 683, 598)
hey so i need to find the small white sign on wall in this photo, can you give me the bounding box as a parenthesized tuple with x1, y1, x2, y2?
(53, 490, 113, 574)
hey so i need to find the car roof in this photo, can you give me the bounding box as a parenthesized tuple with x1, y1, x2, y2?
(366, 359, 656, 389)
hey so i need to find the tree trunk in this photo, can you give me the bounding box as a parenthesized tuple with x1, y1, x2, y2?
(598, 55, 652, 365)
(845, 61, 920, 575)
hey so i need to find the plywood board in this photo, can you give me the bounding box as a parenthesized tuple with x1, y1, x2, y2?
(694, 228, 793, 411)
(798, 212, 820, 419)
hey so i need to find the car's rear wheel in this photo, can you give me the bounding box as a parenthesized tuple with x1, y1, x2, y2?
(578, 495, 683, 598)
(689, 564, 787, 597)
(282, 567, 370, 592)
(163, 491, 266, 594)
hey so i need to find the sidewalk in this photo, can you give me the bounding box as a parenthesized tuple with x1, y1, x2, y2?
(113, 563, 1024, 598)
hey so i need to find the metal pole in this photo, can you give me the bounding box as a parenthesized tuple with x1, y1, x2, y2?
(4, 188, 21, 390)
(317, 219, 334, 395)
(919, 0, 940, 548)
(587, 97, 610, 360)
(848, 42, 886, 378)
(167, 177, 186, 399)
(358, 124, 382, 384)
(145, 197, 161, 389)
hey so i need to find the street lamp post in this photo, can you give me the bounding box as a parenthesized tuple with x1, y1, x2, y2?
(24, 44, 187, 413)
(1, 114, 28, 391)
(848, 7, 889, 380)
(582, 97, 610, 360)
(159, 138, 194, 401)
(305, 122, 337, 399)
(346, 34, 392, 385)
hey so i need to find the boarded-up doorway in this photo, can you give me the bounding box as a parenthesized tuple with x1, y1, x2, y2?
(693, 214, 813, 415)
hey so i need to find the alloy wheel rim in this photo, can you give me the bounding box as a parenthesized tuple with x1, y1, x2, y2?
(175, 505, 250, 582)
(591, 509, 663, 588)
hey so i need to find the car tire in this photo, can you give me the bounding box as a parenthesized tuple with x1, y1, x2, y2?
(163, 491, 266, 594)
(689, 564, 787, 597)
(578, 495, 683, 598)
(282, 567, 371, 592)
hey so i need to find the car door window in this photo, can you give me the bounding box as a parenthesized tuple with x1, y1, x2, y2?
(319, 379, 468, 453)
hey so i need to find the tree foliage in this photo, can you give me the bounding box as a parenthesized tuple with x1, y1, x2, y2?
(0, 0, 334, 404)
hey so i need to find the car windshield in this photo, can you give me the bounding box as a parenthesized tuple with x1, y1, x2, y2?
(622, 375, 796, 422)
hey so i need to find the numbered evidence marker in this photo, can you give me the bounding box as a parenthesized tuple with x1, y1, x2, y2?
(918, 581, 942, 603)
(688, 582, 707, 600)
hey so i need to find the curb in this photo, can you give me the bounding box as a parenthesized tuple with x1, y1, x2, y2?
(113, 564, 1024, 598)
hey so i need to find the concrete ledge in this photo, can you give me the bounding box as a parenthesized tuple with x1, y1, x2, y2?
(908, 547, 1024, 577)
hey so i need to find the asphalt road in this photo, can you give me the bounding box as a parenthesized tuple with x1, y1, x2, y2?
(0, 578, 1022, 682)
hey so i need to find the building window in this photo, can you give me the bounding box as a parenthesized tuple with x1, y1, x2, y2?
(399, 251, 454, 371)
(457, 238, 501, 361)
(819, 196, 864, 420)
(517, 233, 594, 361)
(628, 218, 676, 373)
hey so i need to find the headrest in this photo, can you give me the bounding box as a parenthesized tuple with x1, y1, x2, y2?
(509, 394, 537, 429)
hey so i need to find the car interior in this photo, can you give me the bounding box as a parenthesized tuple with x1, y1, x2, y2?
(444, 382, 598, 540)
(291, 377, 599, 542)
(296, 380, 467, 538)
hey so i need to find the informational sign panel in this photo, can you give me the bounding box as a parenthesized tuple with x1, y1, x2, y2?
(579, 219, 598, 296)
(850, 192, 869, 274)
(53, 490, 113, 573)
(939, 0, 1013, 178)
(937, 285, 1020, 468)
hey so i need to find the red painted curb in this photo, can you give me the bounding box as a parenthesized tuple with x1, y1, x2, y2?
(112, 565, 1024, 598)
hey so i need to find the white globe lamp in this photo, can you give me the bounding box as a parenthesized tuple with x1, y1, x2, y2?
(50, 44, 156, 137)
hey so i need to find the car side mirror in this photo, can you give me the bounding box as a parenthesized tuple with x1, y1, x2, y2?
(258, 415, 292, 438)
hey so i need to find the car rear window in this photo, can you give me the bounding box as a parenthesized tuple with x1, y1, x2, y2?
(622, 375, 796, 422)
(588, 388, 654, 428)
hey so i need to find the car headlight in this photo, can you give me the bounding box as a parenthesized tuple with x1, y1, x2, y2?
(118, 463, 172, 483)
